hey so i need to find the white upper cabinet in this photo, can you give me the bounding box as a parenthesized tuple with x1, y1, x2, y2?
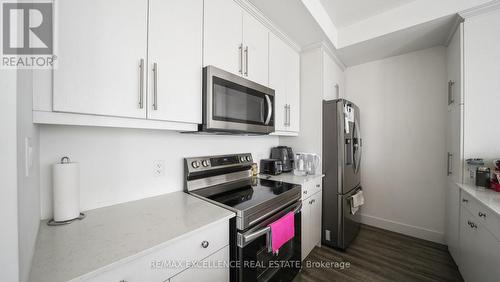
(204, 0, 271, 87)
(242, 12, 269, 86)
(148, 0, 202, 123)
(203, 0, 243, 76)
(53, 0, 148, 118)
(269, 33, 300, 133)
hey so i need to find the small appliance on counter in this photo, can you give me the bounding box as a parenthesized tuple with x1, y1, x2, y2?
(260, 159, 283, 175)
(270, 146, 294, 172)
(466, 158, 485, 185)
(293, 153, 321, 176)
(476, 166, 491, 188)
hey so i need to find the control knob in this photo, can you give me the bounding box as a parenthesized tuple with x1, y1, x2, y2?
(240, 156, 246, 162)
(246, 156, 251, 162)
(191, 161, 201, 168)
(202, 160, 210, 167)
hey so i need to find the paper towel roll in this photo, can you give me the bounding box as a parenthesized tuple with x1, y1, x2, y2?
(53, 158, 80, 222)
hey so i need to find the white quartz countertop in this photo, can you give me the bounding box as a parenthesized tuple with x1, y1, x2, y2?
(258, 172, 324, 185)
(457, 183, 500, 217)
(29, 191, 235, 282)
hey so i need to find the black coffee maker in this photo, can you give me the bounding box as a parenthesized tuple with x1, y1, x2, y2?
(270, 146, 294, 172)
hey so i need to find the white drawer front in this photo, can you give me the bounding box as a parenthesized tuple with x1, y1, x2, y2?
(461, 191, 500, 242)
(85, 220, 229, 282)
(312, 178, 322, 194)
(301, 178, 322, 200)
(170, 245, 229, 282)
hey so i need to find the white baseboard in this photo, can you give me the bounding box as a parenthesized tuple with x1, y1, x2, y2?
(360, 213, 445, 244)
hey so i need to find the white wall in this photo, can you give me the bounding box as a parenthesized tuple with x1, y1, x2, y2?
(39, 126, 278, 219)
(17, 70, 40, 282)
(344, 47, 448, 243)
(0, 70, 20, 282)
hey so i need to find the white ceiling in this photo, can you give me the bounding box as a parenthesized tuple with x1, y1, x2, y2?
(336, 15, 457, 66)
(319, 0, 417, 27)
(249, 0, 335, 48)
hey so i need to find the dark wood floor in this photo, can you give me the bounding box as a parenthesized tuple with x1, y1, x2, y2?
(294, 225, 463, 282)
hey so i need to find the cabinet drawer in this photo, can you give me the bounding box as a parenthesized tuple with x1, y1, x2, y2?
(461, 191, 500, 241)
(301, 178, 323, 199)
(85, 220, 229, 282)
(170, 245, 229, 282)
(312, 178, 323, 194)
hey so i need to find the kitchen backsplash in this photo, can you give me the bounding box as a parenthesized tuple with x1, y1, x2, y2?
(39, 125, 278, 219)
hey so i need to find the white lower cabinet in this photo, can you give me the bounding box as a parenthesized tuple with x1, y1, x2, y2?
(169, 246, 229, 282)
(301, 178, 322, 260)
(458, 194, 500, 282)
(86, 220, 229, 282)
(445, 182, 461, 264)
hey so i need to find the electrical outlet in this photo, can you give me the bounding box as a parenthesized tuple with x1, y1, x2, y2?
(153, 160, 165, 177)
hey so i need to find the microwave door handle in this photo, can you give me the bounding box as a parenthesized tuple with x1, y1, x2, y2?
(265, 95, 272, 125)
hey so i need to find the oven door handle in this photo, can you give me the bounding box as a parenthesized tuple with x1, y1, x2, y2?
(264, 95, 272, 125)
(237, 202, 302, 250)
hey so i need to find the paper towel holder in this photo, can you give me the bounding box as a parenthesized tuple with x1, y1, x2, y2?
(47, 213, 86, 226)
(47, 156, 86, 227)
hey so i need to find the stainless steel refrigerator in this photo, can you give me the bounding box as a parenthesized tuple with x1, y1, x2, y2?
(322, 99, 363, 250)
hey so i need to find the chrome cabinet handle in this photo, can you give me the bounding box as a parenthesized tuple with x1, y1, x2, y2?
(244, 46, 249, 76)
(287, 105, 291, 127)
(153, 63, 158, 110)
(264, 95, 272, 125)
(316, 184, 320, 188)
(447, 152, 453, 176)
(238, 44, 243, 75)
(448, 80, 455, 105)
(284, 105, 288, 126)
(139, 59, 144, 109)
(201, 241, 209, 248)
(479, 212, 487, 218)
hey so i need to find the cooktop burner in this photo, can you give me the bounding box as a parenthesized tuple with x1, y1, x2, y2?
(194, 178, 299, 211)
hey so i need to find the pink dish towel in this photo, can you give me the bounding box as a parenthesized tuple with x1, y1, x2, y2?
(268, 212, 295, 254)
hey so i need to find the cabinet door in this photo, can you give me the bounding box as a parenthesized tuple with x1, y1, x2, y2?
(269, 33, 288, 132)
(446, 105, 462, 184)
(445, 182, 460, 264)
(170, 246, 229, 282)
(301, 198, 311, 261)
(53, 0, 148, 118)
(286, 49, 300, 132)
(147, 0, 202, 124)
(203, 0, 243, 76)
(269, 34, 299, 133)
(460, 207, 500, 282)
(242, 11, 269, 86)
(311, 192, 322, 247)
(459, 207, 477, 281)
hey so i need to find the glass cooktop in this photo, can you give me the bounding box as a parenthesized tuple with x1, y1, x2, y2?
(192, 178, 300, 212)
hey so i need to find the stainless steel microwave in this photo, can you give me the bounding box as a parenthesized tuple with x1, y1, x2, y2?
(200, 66, 275, 134)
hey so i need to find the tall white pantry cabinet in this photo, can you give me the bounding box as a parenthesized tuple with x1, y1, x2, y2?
(33, 0, 300, 136)
(445, 6, 500, 282)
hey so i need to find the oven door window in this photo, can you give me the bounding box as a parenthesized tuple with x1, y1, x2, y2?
(212, 77, 273, 126)
(239, 212, 301, 281)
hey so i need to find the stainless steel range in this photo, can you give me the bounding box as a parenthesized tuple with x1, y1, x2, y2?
(185, 153, 302, 282)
